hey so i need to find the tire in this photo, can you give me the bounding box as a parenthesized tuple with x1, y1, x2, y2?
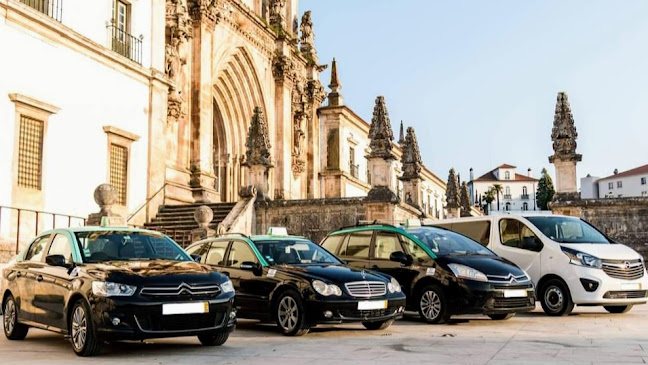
(540, 279, 574, 316)
(604, 305, 633, 314)
(488, 313, 515, 321)
(69, 299, 102, 357)
(198, 330, 230, 346)
(362, 319, 394, 330)
(3, 295, 29, 340)
(274, 290, 310, 336)
(417, 285, 450, 324)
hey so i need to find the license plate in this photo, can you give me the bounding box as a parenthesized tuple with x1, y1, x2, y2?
(621, 283, 641, 290)
(162, 302, 209, 315)
(357, 300, 388, 310)
(503, 289, 527, 298)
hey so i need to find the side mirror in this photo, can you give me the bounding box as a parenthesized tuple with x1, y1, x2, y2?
(240, 261, 261, 272)
(390, 251, 413, 266)
(191, 254, 202, 262)
(46, 254, 68, 268)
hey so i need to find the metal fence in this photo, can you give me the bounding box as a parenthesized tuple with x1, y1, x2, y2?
(19, 0, 63, 22)
(107, 23, 142, 64)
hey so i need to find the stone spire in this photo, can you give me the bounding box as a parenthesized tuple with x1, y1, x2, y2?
(243, 107, 272, 167)
(549, 92, 582, 163)
(398, 121, 405, 145)
(446, 168, 461, 217)
(368, 96, 394, 159)
(327, 57, 343, 106)
(400, 127, 422, 180)
(460, 182, 471, 217)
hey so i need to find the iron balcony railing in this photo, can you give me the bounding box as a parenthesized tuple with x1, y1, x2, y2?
(521, 194, 530, 200)
(350, 164, 359, 179)
(107, 22, 143, 64)
(20, 0, 62, 21)
(503, 194, 512, 200)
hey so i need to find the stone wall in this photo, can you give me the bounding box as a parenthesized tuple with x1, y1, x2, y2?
(552, 197, 648, 259)
(255, 198, 367, 243)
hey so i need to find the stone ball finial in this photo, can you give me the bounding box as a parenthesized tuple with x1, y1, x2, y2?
(94, 184, 117, 211)
(194, 205, 214, 229)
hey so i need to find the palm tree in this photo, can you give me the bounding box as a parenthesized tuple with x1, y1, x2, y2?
(482, 188, 495, 214)
(492, 184, 503, 211)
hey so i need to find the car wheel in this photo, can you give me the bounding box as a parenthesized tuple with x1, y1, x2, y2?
(362, 319, 394, 330)
(604, 305, 633, 314)
(69, 299, 102, 357)
(418, 285, 450, 324)
(3, 295, 29, 340)
(540, 279, 574, 316)
(488, 313, 515, 320)
(198, 330, 230, 346)
(274, 290, 309, 336)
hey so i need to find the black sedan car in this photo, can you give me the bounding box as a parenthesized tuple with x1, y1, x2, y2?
(185, 229, 406, 336)
(1, 227, 236, 356)
(321, 223, 536, 323)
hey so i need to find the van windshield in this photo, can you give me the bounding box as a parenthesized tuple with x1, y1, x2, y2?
(407, 227, 494, 257)
(525, 216, 611, 244)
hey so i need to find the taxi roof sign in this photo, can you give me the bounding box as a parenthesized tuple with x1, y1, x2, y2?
(101, 216, 128, 228)
(267, 227, 288, 236)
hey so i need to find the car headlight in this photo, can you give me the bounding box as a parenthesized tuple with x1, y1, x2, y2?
(220, 279, 235, 293)
(312, 280, 342, 296)
(92, 281, 136, 297)
(447, 263, 488, 282)
(387, 278, 401, 293)
(561, 247, 602, 269)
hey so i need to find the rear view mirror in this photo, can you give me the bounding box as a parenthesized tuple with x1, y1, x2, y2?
(46, 254, 68, 268)
(390, 251, 413, 266)
(191, 254, 201, 262)
(240, 261, 261, 273)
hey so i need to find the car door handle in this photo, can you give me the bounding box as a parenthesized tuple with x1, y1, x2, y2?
(36, 275, 43, 282)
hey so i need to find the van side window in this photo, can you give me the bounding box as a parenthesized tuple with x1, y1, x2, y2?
(341, 231, 372, 258)
(450, 221, 491, 246)
(500, 219, 542, 252)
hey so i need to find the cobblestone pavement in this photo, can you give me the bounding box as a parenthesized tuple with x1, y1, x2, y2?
(2, 305, 648, 364)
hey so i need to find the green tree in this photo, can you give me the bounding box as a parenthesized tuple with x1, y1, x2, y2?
(482, 188, 495, 214)
(492, 184, 503, 211)
(537, 168, 555, 210)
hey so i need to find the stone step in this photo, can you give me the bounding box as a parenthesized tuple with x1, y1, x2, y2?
(160, 203, 236, 212)
(143, 221, 223, 230)
(149, 215, 229, 223)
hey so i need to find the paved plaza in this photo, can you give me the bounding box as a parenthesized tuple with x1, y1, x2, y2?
(2, 305, 647, 364)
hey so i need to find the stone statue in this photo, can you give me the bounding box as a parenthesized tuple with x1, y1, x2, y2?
(269, 0, 286, 28)
(299, 11, 315, 56)
(165, 38, 181, 80)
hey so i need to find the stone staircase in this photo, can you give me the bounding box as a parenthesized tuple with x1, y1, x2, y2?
(144, 202, 237, 247)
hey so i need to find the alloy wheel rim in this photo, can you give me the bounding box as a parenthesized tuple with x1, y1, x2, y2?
(4, 300, 15, 334)
(421, 290, 441, 320)
(545, 286, 564, 312)
(71, 306, 87, 350)
(278, 296, 298, 331)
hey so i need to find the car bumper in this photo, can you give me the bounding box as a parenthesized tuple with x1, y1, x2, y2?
(92, 294, 237, 340)
(446, 280, 536, 315)
(305, 296, 407, 324)
(564, 265, 648, 305)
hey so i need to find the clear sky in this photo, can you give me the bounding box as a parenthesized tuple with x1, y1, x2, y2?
(302, 0, 648, 184)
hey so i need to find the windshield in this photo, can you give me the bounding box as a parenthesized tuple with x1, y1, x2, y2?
(525, 216, 611, 244)
(253, 239, 342, 265)
(407, 227, 494, 256)
(75, 231, 191, 263)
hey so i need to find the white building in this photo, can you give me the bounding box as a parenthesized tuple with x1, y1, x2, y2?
(468, 164, 539, 214)
(581, 164, 648, 199)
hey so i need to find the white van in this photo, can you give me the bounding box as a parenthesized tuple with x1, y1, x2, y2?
(432, 214, 647, 316)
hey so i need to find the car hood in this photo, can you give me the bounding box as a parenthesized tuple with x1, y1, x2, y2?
(560, 243, 641, 261)
(80, 260, 225, 286)
(275, 264, 389, 283)
(439, 255, 526, 277)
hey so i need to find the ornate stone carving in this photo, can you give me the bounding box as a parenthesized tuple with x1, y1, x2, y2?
(549, 92, 582, 163)
(299, 11, 316, 59)
(271, 52, 295, 82)
(291, 79, 308, 174)
(269, 0, 286, 29)
(445, 168, 460, 209)
(238, 185, 258, 198)
(400, 127, 422, 180)
(167, 90, 184, 123)
(166, 0, 192, 41)
(243, 107, 273, 167)
(368, 96, 395, 160)
(306, 79, 326, 104)
(460, 182, 472, 217)
(188, 0, 221, 27)
(165, 1, 191, 123)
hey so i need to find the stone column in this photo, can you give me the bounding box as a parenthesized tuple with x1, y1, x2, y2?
(445, 168, 461, 218)
(243, 107, 274, 200)
(549, 92, 582, 202)
(399, 126, 423, 212)
(271, 49, 294, 199)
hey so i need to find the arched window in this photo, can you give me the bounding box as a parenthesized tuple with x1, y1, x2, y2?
(504, 171, 510, 180)
(522, 202, 528, 211)
(522, 186, 528, 195)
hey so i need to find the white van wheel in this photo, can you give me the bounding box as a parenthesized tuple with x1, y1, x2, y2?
(540, 279, 574, 316)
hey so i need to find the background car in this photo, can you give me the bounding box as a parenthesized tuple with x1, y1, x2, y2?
(321, 222, 535, 324)
(186, 228, 406, 336)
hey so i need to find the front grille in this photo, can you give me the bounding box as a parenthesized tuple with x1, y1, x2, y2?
(492, 297, 533, 309)
(140, 283, 221, 300)
(135, 312, 225, 332)
(338, 309, 391, 319)
(602, 259, 645, 280)
(487, 274, 530, 284)
(603, 290, 648, 299)
(344, 281, 386, 298)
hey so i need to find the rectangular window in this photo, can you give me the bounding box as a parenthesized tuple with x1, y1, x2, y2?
(113, 0, 129, 35)
(373, 232, 403, 260)
(17, 115, 44, 190)
(109, 143, 128, 205)
(641, 177, 646, 185)
(341, 232, 372, 258)
(608, 182, 613, 189)
(617, 181, 623, 188)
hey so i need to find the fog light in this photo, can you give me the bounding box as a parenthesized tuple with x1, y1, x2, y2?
(230, 309, 237, 319)
(579, 278, 599, 292)
(111, 317, 121, 326)
(324, 310, 333, 318)
(398, 306, 404, 313)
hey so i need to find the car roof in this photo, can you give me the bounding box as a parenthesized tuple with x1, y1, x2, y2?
(37, 226, 164, 236)
(329, 224, 406, 235)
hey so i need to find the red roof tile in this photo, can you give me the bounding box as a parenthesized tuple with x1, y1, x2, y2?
(497, 163, 517, 169)
(599, 164, 648, 180)
(472, 167, 538, 182)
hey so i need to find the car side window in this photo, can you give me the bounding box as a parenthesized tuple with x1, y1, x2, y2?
(206, 241, 230, 266)
(500, 219, 541, 252)
(48, 234, 73, 263)
(400, 234, 428, 261)
(373, 232, 403, 260)
(341, 231, 372, 258)
(186, 243, 206, 258)
(321, 235, 344, 254)
(227, 241, 258, 268)
(24, 235, 50, 262)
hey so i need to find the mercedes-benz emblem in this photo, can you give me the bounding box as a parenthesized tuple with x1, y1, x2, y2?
(624, 261, 631, 269)
(361, 270, 366, 279)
